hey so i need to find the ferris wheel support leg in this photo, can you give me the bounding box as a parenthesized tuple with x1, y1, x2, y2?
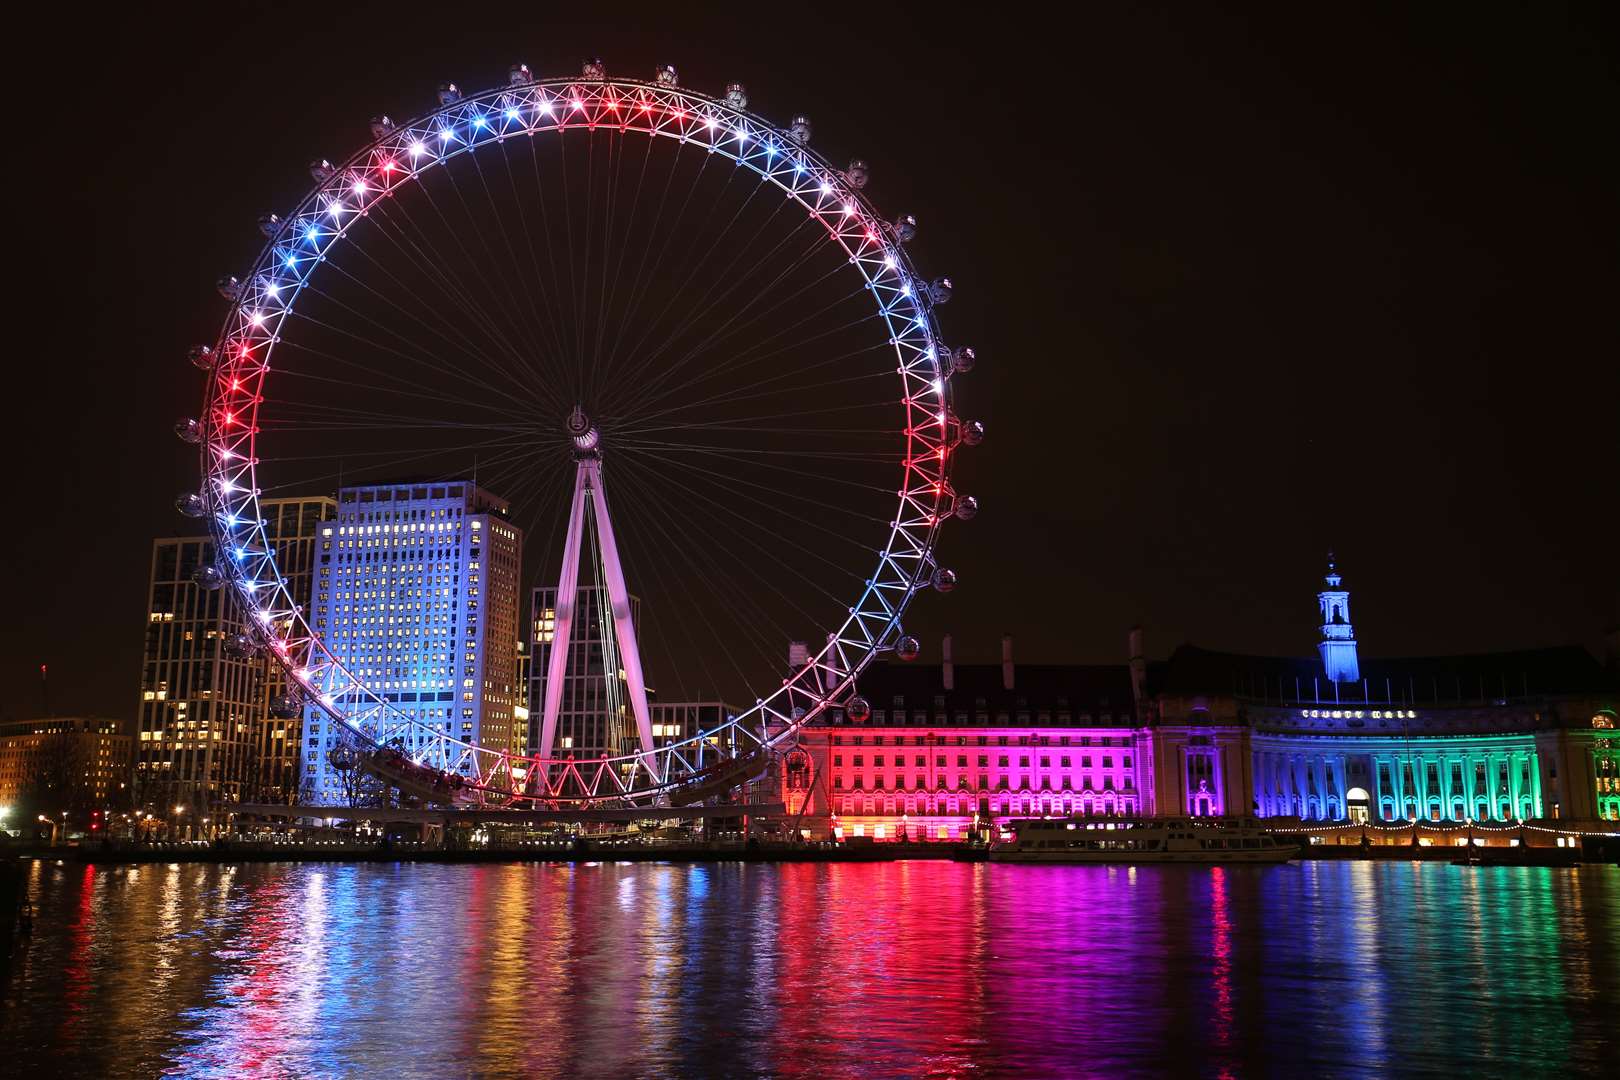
(538, 462, 590, 761)
(586, 460, 661, 780)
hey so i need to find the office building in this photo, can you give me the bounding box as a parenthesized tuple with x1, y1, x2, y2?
(135, 496, 333, 808)
(302, 481, 522, 804)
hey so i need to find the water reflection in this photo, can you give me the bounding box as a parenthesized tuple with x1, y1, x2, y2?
(3, 861, 1617, 1077)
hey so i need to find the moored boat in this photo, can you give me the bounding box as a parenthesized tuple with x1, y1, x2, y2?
(989, 816, 1300, 864)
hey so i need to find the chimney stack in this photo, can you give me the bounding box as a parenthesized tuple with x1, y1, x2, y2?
(1002, 634, 1015, 691)
(1128, 626, 1147, 710)
(942, 634, 955, 691)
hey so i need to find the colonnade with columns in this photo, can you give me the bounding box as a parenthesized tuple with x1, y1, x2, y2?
(1252, 736, 1543, 823)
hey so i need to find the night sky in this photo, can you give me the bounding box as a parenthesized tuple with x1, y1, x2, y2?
(8, 4, 1617, 724)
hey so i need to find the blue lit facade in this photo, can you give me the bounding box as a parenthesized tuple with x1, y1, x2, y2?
(302, 482, 522, 804)
(1144, 561, 1620, 825)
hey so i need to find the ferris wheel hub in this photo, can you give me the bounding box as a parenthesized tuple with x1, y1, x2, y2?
(566, 406, 600, 456)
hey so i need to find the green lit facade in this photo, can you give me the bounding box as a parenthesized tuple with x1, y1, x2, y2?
(1139, 562, 1620, 825)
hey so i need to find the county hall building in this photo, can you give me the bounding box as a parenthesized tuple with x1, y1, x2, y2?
(781, 561, 1620, 839)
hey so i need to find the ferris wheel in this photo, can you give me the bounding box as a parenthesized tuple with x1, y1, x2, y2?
(179, 59, 983, 806)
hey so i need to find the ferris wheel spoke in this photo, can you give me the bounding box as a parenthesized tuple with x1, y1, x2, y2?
(612, 283, 876, 425)
(612, 436, 897, 465)
(285, 274, 540, 415)
(255, 431, 533, 495)
(614, 443, 884, 549)
(604, 172, 774, 400)
(434, 153, 559, 383)
(593, 471, 746, 706)
(378, 181, 558, 399)
(618, 360, 894, 435)
(259, 393, 534, 431)
(677, 297, 884, 398)
(313, 239, 546, 405)
(607, 219, 843, 416)
(464, 146, 570, 374)
(519, 129, 582, 396)
(616, 454, 869, 600)
(280, 292, 533, 409)
(493, 138, 577, 384)
(609, 465, 802, 685)
(269, 342, 542, 422)
(613, 184, 797, 389)
(554, 131, 587, 397)
(609, 468, 848, 683)
(362, 195, 539, 368)
(598, 139, 712, 391)
(254, 431, 532, 464)
(619, 397, 899, 447)
(463, 435, 570, 497)
(585, 132, 657, 405)
(324, 233, 563, 417)
(601, 152, 751, 387)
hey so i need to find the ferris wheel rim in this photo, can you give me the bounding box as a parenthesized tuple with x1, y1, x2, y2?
(195, 70, 962, 805)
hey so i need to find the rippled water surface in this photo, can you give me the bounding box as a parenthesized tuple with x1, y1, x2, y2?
(3, 859, 1617, 1077)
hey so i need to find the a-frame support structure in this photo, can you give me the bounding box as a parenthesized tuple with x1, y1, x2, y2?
(537, 412, 659, 778)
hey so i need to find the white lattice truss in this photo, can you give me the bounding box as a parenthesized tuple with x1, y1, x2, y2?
(196, 73, 959, 806)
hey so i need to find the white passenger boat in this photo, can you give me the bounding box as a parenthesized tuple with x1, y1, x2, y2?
(989, 817, 1299, 864)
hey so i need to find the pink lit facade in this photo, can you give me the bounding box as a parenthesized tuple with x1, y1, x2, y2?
(780, 638, 1252, 840)
(788, 722, 1149, 842)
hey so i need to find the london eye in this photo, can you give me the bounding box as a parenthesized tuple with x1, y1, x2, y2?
(178, 59, 982, 806)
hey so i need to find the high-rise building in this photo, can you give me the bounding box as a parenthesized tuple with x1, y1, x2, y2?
(650, 701, 743, 750)
(302, 482, 522, 804)
(135, 496, 333, 809)
(528, 585, 638, 760)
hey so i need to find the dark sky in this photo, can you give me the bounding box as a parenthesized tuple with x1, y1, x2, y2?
(8, 3, 1618, 722)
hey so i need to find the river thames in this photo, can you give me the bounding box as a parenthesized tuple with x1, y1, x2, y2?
(3, 859, 1617, 1078)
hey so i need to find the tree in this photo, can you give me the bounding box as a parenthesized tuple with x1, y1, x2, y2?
(15, 730, 96, 822)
